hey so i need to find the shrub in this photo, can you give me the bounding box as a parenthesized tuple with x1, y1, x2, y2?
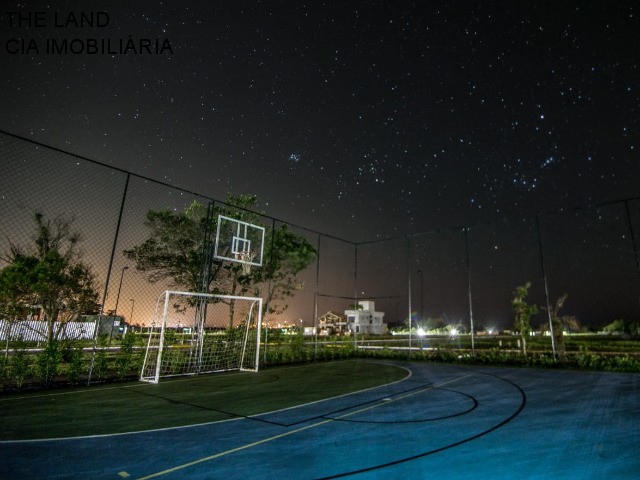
(605, 354, 640, 372)
(37, 340, 62, 386)
(11, 341, 32, 388)
(0, 354, 8, 382)
(115, 333, 136, 380)
(66, 346, 85, 385)
(93, 350, 109, 380)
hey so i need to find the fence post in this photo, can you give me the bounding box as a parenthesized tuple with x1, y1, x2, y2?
(536, 215, 556, 360)
(624, 200, 640, 310)
(464, 227, 475, 353)
(87, 173, 130, 384)
(407, 236, 412, 359)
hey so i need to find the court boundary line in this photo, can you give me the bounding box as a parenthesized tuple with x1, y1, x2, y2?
(315, 370, 527, 479)
(135, 374, 472, 480)
(325, 386, 479, 424)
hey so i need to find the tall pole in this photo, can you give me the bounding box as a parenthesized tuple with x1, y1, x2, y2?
(353, 243, 358, 350)
(129, 299, 135, 328)
(109, 266, 128, 345)
(262, 218, 277, 366)
(464, 228, 475, 352)
(536, 215, 556, 359)
(313, 233, 321, 358)
(623, 200, 640, 309)
(114, 266, 129, 315)
(417, 269, 424, 325)
(407, 237, 412, 359)
(88, 173, 130, 384)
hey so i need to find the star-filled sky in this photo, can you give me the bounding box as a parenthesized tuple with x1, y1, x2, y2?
(1, 1, 639, 327)
(2, 1, 638, 240)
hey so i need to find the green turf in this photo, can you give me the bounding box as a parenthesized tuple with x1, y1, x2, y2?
(0, 359, 408, 441)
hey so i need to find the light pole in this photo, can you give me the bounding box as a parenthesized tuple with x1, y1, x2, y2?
(129, 298, 135, 330)
(109, 266, 128, 344)
(417, 269, 424, 325)
(114, 266, 129, 315)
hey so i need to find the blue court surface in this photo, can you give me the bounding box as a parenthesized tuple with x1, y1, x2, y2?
(1, 362, 638, 479)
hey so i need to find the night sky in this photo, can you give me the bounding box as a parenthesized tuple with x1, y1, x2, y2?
(1, 1, 640, 327)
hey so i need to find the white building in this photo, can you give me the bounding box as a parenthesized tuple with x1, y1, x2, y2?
(344, 301, 386, 335)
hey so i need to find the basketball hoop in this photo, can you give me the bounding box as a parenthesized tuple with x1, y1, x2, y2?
(238, 251, 256, 275)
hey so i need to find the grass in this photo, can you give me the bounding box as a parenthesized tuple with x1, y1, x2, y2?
(0, 359, 407, 441)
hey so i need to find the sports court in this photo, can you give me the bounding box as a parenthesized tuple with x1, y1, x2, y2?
(1, 360, 638, 479)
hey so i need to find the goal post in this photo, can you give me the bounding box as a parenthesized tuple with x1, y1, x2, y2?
(140, 290, 263, 383)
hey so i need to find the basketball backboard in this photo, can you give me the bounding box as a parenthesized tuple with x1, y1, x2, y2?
(213, 215, 265, 267)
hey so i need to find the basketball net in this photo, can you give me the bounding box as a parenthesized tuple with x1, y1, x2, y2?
(237, 251, 256, 275)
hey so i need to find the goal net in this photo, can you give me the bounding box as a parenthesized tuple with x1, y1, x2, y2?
(140, 290, 263, 383)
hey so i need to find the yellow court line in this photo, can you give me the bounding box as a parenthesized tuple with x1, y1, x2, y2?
(136, 374, 472, 479)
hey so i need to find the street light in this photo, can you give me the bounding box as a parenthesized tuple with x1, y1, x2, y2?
(129, 299, 135, 329)
(109, 266, 128, 345)
(114, 266, 129, 316)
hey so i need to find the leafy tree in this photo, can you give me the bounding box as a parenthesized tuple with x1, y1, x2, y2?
(124, 196, 257, 297)
(549, 294, 569, 362)
(124, 194, 316, 327)
(512, 282, 538, 356)
(425, 316, 447, 332)
(0, 212, 100, 343)
(602, 318, 640, 336)
(253, 224, 317, 319)
(540, 293, 582, 362)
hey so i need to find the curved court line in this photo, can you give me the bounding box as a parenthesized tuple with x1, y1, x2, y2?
(315, 371, 527, 479)
(325, 386, 479, 424)
(246, 361, 414, 424)
(135, 374, 471, 479)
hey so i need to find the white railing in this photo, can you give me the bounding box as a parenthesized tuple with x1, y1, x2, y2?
(0, 319, 97, 342)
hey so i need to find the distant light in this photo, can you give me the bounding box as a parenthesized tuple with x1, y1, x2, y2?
(417, 327, 426, 337)
(450, 328, 458, 337)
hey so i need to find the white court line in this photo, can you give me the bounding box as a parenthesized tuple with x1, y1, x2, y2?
(136, 374, 472, 479)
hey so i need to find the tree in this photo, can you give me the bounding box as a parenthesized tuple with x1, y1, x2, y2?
(539, 293, 582, 362)
(602, 318, 640, 336)
(0, 212, 100, 343)
(512, 282, 538, 356)
(124, 194, 317, 326)
(548, 293, 569, 362)
(425, 316, 446, 332)
(252, 224, 317, 319)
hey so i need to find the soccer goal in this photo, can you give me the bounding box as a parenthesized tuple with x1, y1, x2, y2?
(140, 290, 263, 383)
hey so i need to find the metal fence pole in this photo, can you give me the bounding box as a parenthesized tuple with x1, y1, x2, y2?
(407, 236, 412, 359)
(536, 215, 556, 360)
(624, 200, 640, 309)
(313, 233, 321, 358)
(353, 243, 358, 350)
(464, 228, 475, 352)
(87, 172, 130, 385)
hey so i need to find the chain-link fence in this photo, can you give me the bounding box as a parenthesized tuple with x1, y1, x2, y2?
(2, 130, 640, 386)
